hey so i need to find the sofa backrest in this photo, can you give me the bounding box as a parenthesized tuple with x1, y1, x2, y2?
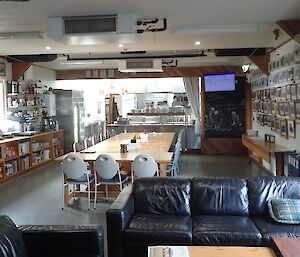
(247, 176, 300, 216)
(191, 177, 249, 216)
(133, 177, 191, 215)
(0, 215, 28, 257)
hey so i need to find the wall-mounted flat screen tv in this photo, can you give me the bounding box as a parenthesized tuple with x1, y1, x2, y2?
(204, 72, 236, 92)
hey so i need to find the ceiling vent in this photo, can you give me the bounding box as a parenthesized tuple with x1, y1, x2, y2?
(48, 14, 139, 45)
(7, 54, 57, 63)
(215, 48, 266, 56)
(118, 59, 163, 73)
(0, 0, 29, 1)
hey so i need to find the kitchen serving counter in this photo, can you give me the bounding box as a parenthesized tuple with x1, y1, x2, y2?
(0, 130, 64, 184)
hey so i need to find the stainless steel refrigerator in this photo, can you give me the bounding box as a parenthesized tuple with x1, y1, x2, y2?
(54, 89, 85, 153)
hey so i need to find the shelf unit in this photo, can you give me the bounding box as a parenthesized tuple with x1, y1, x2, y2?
(0, 130, 64, 185)
(127, 112, 189, 124)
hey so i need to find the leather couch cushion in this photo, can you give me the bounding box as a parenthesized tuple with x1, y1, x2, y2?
(0, 216, 28, 257)
(133, 177, 191, 215)
(192, 215, 262, 246)
(252, 216, 300, 246)
(247, 177, 300, 216)
(124, 213, 192, 246)
(191, 178, 249, 216)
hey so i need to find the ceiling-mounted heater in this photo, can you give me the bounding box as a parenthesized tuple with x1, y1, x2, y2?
(118, 59, 163, 72)
(48, 14, 140, 45)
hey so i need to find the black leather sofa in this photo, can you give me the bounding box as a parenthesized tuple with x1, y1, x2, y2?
(106, 176, 300, 257)
(0, 215, 104, 257)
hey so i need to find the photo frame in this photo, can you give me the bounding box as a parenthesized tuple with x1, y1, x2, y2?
(291, 84, 297, 100)
(0, 62, 5, 77)
(290, 102, 296, 119)
(296, 102, 300, 119)
(270, 117, 275, 130)
(280, 119, 287, 138)
(284, 103, 290, 117)
(286, 85, 291, 100)
(287, 120, 296, 138)
(275, 118, 281, 133)
(297, 84, 300, 100)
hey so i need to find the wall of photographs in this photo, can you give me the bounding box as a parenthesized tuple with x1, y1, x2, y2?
(250, 40, 300, 153)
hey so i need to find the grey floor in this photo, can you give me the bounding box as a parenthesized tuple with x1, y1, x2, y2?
(0, 154, 268, 256)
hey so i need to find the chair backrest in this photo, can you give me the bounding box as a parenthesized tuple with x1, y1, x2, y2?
(132, 154, 158, 178)
(84, 137, 95, 149)
(73, 142, 84, 152)
(94, 154, 119, 179)
(111, 129, 117, 137)
(62, 154, 87, 179)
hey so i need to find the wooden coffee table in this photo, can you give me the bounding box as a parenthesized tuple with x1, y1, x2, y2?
(272, 237, 300, 257)
(148, 246, 276, 257)
(188, 246, 276, 257)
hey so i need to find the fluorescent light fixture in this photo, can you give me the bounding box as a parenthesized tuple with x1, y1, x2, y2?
(0, 32, 44, 39)
(173, 24, 258, 34)
(45, 46, 51, 50)
(118, 44, 124, 48)
(194, 41, 201, 45)
(60, 61, 104, 65)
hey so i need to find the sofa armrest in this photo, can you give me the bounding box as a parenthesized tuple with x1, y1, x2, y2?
(106, 184, 134, 257)
(19, 224, 104, 257)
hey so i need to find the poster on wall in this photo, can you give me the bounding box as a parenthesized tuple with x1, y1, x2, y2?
(204, 78, 245, 138)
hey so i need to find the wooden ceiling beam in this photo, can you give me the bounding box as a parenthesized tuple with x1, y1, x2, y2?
(248, 54, 270, 75)
(276, 20, 300, 39)
(12, 62, 32, 81)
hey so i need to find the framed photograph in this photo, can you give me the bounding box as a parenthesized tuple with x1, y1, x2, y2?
(267, 116, 271, 127)
(291, 84, 297, 100)
(0, 62, 5, 76)
(278, 103, 285, 116)
(284, 103, 290, 117)
(287, 120, 296, 138)
(270, 117, 275, 130)
(277, 87, 282, 101)
(290, 102, 296, 119)
(281, 86, 286, 100)
(280, 119, 287, 138)
(286, 85, 291, 100)
(297, 84, 300, 100)
(296, 102, 300, 119)
(275, 118, 281, 133)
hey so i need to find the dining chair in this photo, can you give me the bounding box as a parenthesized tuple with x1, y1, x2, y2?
(72, 142, 85, 152)
(93, 154, 128, 209)
(84, 136, 95, 149)
(167, 142, 181, 176)
(131, 154, 159, 183)
(61, 154, 95, 210)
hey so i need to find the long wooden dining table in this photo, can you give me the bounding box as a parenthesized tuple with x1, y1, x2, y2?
(56, 132, 175, 176)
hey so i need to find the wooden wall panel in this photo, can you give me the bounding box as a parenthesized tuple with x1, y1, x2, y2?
(244, 83, 253, 131)
(201, 138, 247, 154)
(56, 66, 244, 80)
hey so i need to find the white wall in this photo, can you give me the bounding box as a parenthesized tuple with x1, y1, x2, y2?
(251, 40, 300, 174)
(24, 65, 56, 89)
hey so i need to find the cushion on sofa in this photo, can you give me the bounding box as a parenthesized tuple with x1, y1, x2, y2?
(191, 178, 249, 216)
(123, 213, 192, 246)
(247, 176, 300, 216)
(0, 216, 28, 257)
(268, 198, 300, 224)
(192, 215, 262, 246)
(252, 216, 300, 246)
(133, 177, 191, 215)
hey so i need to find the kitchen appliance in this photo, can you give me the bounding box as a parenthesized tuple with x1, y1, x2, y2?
(53, 89, 85, 152)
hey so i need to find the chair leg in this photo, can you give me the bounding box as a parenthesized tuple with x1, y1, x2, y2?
(94, 185, 97, 210)
(105, 185, 108, 201)
(62, 182, 65, 210)
(87, 183, 90, 211)
(73, 184, 76, 202)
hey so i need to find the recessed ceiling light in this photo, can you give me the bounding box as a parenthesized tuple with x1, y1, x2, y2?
(45, 46, 51, 50)
(10, 36, 14, 39)
(118, 44, 124, 48)
(194, 41, 201, 46)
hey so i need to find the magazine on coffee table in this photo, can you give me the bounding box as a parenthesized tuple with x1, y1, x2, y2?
(148, 246, 189, 257)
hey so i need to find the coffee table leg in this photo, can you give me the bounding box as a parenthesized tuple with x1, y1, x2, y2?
(275, 152, 284, 176)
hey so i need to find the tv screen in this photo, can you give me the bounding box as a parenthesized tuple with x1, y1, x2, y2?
(204, 72, 236, 92)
